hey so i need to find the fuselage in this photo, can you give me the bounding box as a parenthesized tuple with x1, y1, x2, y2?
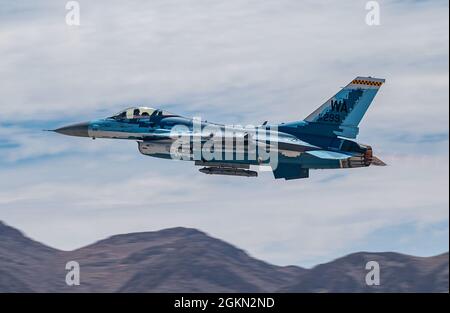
(53, 107, 378, 174)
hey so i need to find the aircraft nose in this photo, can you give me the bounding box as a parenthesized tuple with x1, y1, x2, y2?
(54, 122, 90, 137)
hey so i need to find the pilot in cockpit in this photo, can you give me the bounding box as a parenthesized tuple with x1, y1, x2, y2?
(110, 107, 159, 121)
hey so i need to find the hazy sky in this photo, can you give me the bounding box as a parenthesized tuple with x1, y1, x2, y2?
(0, 0, 448, 267)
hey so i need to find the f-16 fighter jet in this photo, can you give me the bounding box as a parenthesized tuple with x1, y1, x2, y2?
(51, 76, 386, 180)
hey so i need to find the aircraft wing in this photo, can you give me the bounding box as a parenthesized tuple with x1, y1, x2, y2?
(252, 133, 318, 154)
(143, 130, 324, 162)
(142, 130, 217, 142)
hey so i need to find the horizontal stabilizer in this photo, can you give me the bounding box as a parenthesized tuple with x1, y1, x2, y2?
(304, 150, 353, 160)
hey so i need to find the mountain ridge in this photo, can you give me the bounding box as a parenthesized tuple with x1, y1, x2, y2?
(0, 221, 448, 292)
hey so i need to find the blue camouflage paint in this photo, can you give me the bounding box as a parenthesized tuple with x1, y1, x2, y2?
(52, 77, 386, 180)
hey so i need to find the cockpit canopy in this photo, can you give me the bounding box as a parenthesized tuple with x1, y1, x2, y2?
(110, 107, 174, 120)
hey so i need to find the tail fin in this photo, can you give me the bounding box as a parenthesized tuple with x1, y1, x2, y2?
(304, 76, 385, 138)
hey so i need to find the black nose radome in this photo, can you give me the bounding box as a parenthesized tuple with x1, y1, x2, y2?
(54, 122, 89, 137)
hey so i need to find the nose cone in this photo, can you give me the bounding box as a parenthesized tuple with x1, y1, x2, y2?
(54, 122, 90, 137)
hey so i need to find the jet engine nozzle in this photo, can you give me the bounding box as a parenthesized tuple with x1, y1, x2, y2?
(364, 146, 373, 166)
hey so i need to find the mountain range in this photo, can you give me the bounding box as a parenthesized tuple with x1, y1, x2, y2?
(0, 220, 448, 292)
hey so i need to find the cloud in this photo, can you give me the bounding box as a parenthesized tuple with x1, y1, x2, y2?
(0, 1, 448, 128)
(0, 149, 447, 266)
(0, 0, 448, 266)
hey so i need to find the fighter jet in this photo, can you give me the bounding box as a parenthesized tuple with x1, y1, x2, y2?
(51, 76, 386, 180)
